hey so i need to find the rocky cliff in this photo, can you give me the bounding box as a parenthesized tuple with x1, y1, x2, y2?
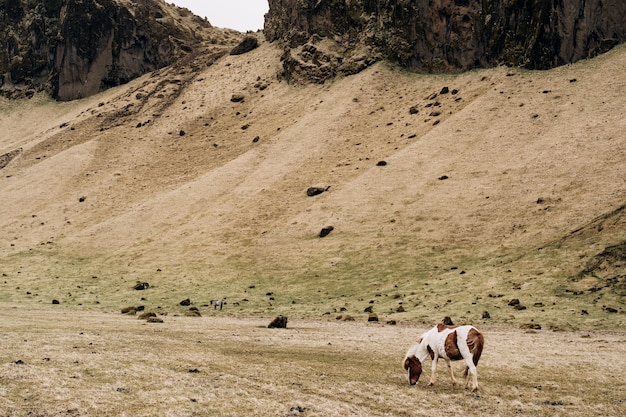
(265, 0, 626, 82)
(0, 0, 213, 100)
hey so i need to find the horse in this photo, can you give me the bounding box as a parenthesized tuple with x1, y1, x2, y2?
(403, 323, 484, 391)
(210, 299, 223, 310)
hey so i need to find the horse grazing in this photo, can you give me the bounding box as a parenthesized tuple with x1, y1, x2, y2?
(210, 300, 223, 310)
(403, 323, 484, 391)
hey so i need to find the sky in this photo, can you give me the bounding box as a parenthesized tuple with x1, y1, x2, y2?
(169, 1, 269, 32)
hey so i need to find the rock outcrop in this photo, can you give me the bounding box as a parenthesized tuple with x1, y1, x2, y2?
(1, 0, 212, 100)
(265, 0, 626, 82)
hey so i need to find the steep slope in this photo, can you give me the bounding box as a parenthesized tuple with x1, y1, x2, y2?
(0, 39, 624, 329)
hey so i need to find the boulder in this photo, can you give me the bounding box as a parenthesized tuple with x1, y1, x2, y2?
(319, 226, 334, 238)
(268, 315, 288, 328)
(230, 36, 259, 55)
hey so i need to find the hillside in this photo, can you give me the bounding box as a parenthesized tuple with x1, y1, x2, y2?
(0, 37, 624, 330)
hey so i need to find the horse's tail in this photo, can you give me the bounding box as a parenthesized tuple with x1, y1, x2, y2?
(472, 331, 484, 366)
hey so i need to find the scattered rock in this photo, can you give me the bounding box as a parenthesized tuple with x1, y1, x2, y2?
(254, 81, 269, 91)
(368, 313, 379, 322)
(442, 316, 454, 325)
(179, 130, 186, 136)
(376, 160, 387, 166)
(185, 308, 202, 317)
(319, 226, 334, 238)
(438, 175, 449, 180)
(306, 186, 329, 197)
(121, 306, 137, 315)
(52, 299, 60, 305)
(179, 298, 191, 306)
(268, 315, 288, 328)
(508, 299, 520, 306)
(396, 305, 405, 313)
(440, 86, 449, 94)
(521, 323, 542, 330)
(230, 94, 245, 103)
(138, 311, 156, 320)
(409, 106, 419, 114)
(146, 317, 164, 323)
(133, 282, 149, 291)
(482, 311, 491, 319)
(364, 305, 374, 313)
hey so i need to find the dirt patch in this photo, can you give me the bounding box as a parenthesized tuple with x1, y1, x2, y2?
(0, 148, 21, 169)
(573, 241, 626, 293)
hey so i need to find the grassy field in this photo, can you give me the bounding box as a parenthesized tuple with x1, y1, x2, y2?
(1, 306, 625, 417)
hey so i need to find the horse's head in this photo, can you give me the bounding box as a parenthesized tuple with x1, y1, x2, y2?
(403, 355, 423, 385)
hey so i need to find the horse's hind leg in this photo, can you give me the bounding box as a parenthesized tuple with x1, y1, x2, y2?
(467, 367, 479, 391)
(463, 366, 473, 389)
(463, 359, 479, 391)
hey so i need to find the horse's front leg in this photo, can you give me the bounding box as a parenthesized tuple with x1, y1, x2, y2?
(429, 356, 438, 386)
(445, 359, 457, 386)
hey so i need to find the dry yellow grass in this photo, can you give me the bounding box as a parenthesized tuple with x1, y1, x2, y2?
(1, 306, 625, 416)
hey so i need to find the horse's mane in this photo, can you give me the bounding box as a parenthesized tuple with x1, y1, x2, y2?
(404, 341, 420, 359)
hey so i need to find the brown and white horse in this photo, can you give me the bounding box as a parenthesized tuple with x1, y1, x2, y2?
(403, 323, 484, 391)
